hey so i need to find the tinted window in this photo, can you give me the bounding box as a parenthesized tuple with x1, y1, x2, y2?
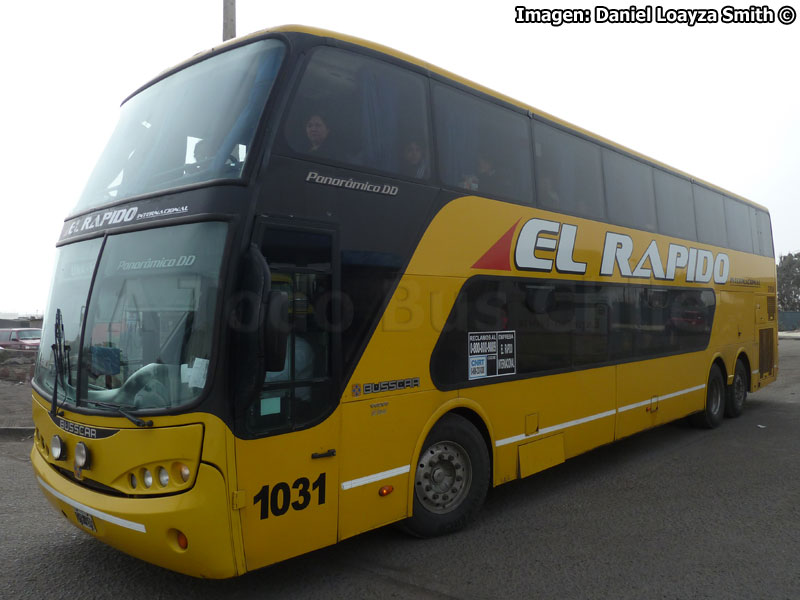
(748, 206, 760, 256)
(431, 277, 715, 389)
(603, 150, 657, 232)
(245, 228, 337, 436)
(756, 209, 774, 257)
(76, 40, 286, 211)
(693, 185, 728, 248)
(533, 122, 605, 220)
(285, 48, 431, 180)
(433, 83, 533, 202)
(654, 170, 697, 241)
(724, 197, 754, 253)
(0, 331, 9, 342)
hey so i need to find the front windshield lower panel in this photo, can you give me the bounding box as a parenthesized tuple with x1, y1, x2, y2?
(34, 239, 103, 406)
(79, 222, 228, 411)
(73, 39, 286, 213)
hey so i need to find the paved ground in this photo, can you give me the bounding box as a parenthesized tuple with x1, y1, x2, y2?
(0, 380, 33, 431)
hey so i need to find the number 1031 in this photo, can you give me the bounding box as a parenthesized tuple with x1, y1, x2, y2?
(254, 473, 327, 519)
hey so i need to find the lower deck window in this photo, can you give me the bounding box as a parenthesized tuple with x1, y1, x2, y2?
(431, 277, 715, 389)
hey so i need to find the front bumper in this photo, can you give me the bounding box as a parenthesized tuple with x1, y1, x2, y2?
(31, 447, 239, 578)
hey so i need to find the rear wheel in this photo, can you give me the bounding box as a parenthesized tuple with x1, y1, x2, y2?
(725, 359, 748, 418)
(691, 364, 726, 429)
(403, 413, 489, 538)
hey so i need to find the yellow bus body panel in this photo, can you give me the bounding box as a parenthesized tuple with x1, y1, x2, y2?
(234, 408, 341, 572)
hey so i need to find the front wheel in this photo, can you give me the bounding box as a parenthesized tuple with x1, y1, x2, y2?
(725, 359, 748, 418)
(691, 364, 726, 429)
(403, 413, 489, 538)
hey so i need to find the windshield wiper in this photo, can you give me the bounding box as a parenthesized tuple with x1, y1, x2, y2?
(50, 309, 68, 417)
(85, 400, 154, 428)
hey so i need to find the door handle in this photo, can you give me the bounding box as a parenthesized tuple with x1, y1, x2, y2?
(311, 449, 336, 459)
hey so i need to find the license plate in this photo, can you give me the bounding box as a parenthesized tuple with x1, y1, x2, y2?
(74, 508, 96, 532)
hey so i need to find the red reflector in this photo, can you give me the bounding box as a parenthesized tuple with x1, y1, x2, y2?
(177, 531, 188, 550)
(378, 485, 394, 497)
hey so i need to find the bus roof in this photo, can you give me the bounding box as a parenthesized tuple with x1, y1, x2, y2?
(148, 24, 768, 213)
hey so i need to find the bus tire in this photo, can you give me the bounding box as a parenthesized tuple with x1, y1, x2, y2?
(403, 413, 489, 538)
(725, 359, 748, 418)
(691, 364, 726, 429)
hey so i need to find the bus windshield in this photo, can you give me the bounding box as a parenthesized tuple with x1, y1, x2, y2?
(34, 221, 228, 412)
(74, 39, 285, 213)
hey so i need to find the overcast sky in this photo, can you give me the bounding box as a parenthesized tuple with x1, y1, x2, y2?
(2, 0, 798, 315)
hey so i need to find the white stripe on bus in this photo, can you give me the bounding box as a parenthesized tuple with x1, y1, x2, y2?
(496, 409, 616, 447)
(37, 477, 146, 533)
(343, 385, 708, 481)
(496, 383, 705, 448)
(341, 465, 410, 490)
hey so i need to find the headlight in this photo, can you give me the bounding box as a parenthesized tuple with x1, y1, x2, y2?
(158, 467, 170, 487)
(74, 442, 90, 469)
(142, 469, 153, 488)
(51, 435, 65, 460)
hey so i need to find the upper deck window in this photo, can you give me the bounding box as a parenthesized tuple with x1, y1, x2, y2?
(654, 170, 697, 242)
(433, 83, 533, 203)
(725, 196, 754, 253)
(693, 185, 728, 248)
(755, 209, 774, 257)
(74, 39, 286, 213)
(284, 47, 431, 180)
(602, 149, 657, 232)
(533, 122, 605, 221)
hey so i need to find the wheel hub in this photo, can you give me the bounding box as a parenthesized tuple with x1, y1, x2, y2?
(415, 441, 472, 514)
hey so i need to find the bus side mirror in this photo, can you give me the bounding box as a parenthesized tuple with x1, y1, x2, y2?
(264, 290, 289, 372)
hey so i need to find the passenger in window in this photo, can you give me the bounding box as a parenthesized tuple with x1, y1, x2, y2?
(462, 154, 508, 196)
(194, 139, 213, 166)
(305, 113, 336, 157)
(538, 177, 560, 209)
(190, 138, 238, 173)
(402, 140, 429, 179)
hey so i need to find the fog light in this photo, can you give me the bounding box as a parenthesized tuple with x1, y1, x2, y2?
(179, 464, 190, 483)
(158, 467, 169, 487)
(130, 473, 138, 489)
(74, 442, 90, 469)
(143, 469, 153, 488)
(51, 435, 65, 460)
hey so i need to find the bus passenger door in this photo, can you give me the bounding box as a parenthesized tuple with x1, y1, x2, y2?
(234, 222, 342, 571)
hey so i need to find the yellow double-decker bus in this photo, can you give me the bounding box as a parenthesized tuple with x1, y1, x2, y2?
(31, 26, 777, 578)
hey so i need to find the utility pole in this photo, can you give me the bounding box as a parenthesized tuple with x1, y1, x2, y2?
(223, 0, 236, 41)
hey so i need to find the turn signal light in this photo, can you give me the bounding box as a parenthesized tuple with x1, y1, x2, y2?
(177, 531, 188, 550)
(378, 485, 394, 497)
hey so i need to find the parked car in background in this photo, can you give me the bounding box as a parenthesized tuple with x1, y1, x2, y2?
(0, 328, 42, 351)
